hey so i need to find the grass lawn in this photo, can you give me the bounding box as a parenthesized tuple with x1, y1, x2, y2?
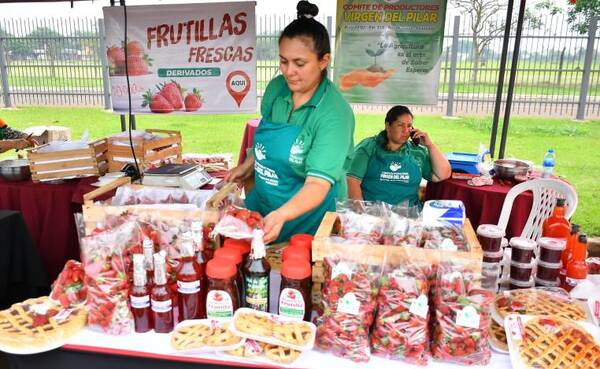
(1, 107, 598, 236)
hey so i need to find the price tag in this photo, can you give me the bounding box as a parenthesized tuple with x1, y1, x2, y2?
(337, 293, 360, 315)
(332, 262, 353, 280)
(409, 294, 429, 319)
(456, 305, 481, 329)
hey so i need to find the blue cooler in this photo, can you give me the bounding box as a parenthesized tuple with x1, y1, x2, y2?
(445, 152, 481, 174)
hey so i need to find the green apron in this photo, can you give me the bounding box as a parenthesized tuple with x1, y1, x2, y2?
(361, 143, 423, 206)
(245, 119, 337, 243)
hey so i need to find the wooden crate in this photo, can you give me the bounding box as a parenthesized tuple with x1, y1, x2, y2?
(106, 129, 182, 172)
(311, 212, 483, 282)
(27, 138, 108, 182)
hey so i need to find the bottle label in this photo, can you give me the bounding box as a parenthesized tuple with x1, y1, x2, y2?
(177, 280, 200, 294)
(131, 295, 150, 309)
(244, 275, 269, 311)
(278, 288, 305, 320)
(151, 298, 172, 313)
(206, 290, 233, 318)
(456, 305, 481, 329)
(337, 292, 360, 315)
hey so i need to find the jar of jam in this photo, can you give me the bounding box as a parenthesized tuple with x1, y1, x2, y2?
(509, 277, 534, 290)
(289, 234, 313, 254)
(534, 276, 560, 288)
(535, 259, 561, 281)
(538, 237, 566, 264)
(483, 249, 504, 263)
(213, 247, 244, 303)
(279, 258, 312, 321)
(282, 245, 310, 263)
(224, 238, 251, 265)
(205, 258, 239, 319)
(476, 224, 504, 253)
(510, 260, 534, 281)
(510, 237, 536, 263)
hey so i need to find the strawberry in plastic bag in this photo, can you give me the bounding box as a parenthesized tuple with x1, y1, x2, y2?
(371, 264, 431, 365)
(431, 262, 494, 365)
(50, 260, 87, 308)
(315, 257, 379, 362)
(213, 206, 264, 239)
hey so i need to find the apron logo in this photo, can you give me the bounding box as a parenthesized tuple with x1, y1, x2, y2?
(289, 138, 306, 165)
(255, 143, 266, 161)
(389, 162, 402, 172)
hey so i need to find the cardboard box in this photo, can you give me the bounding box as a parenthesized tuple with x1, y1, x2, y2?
(23, 126, 71, 145)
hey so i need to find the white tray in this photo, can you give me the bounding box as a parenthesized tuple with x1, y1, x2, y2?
(168, 318, 245, 355)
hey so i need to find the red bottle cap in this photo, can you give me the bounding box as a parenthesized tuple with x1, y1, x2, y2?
(206, 258, 237, 279)
(290, 234, 313, 251)
(223, 238, 251, 256)
(282, 245, 310, 263)
(281, 259, 311, 280)
(213, 247, 242, 266)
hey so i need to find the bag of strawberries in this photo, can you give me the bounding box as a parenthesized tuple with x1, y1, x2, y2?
(431, 260, 494, 365)
(371, 261, 432, 365)
(315, 254, 381, 362)
(212, 205, 264, 239)
(80, 220, 142, 335)
(50, 260, 87, 308)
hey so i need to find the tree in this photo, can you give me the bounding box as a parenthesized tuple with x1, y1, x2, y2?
(567, 0, 600, 34)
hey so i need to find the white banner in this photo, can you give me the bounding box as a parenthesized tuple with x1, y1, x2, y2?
(103, 2, 256, 114)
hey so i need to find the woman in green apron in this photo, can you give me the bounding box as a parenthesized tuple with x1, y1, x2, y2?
(225, 1, 355, 243)
(347, 105, 451, 206)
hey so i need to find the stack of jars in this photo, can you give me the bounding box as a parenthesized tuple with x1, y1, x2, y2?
(278, 234, 313, 321)
(477, 224, 505, 291)
(535, 237, 565, 287)
(509, 237, 537, 289)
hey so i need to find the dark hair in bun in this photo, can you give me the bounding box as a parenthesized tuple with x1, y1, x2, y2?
(280, 1, 331, 78)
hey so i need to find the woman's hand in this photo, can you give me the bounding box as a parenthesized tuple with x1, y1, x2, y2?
(263, 210, 286, 244)
(411, 129, 432, 148)
(224, 157, 254, 184)
(12, 138, 33, 150)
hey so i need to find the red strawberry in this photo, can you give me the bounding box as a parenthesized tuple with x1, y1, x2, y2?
(125, 40, 145, 57)
(127, 56, 150, 75)
(107, 46, 125, 65)
(31, 314, 49, 327)
(142, 90, 174, 113)
(159, 81, 184, 110)
(184, 88, 203, 112)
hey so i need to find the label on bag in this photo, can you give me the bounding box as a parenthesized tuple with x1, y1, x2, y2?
(507, 316, 525, 340)
(409, 294, 429, 319)
(206, 290, 233, 318)
(177, 280, 201, 294)
(151, 299, 172, 313)
(332, 262, 353, 280)
(456, 305, 480, 329)
(131, 295, 150, 308)
(337, 292, 360, 315)
(279, 288, 305, 320)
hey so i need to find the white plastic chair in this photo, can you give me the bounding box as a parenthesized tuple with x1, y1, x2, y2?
(497, 178, 578, 242)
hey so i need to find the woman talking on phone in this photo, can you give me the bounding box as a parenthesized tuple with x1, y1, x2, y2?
(347, 105, 450, 206)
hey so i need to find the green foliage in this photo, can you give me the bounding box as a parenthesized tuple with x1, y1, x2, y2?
(567, 0, 600, 34)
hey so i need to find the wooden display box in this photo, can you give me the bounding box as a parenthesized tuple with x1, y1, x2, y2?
(27, 138, 108, 182)
(311, 211, 483, 283)
(106, 129, 182, 172)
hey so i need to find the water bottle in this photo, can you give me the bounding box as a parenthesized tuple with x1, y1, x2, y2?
(542, 148, 555, 178)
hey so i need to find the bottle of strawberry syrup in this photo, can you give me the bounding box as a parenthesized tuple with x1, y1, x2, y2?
(130, 254, 153, 333)
(151, 251, 174, 333)
(177, 233, 205, 320)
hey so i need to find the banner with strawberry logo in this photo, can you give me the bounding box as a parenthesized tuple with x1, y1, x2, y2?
(103, 2, 256, 114)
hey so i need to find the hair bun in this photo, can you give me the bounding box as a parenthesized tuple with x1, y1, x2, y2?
(297, 1, 319, 19)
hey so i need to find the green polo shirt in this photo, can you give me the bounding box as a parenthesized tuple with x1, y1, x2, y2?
(348, 130, 433, 182)
(260, 75, 355, 199)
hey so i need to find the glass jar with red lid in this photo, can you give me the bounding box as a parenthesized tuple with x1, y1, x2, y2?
(224, 238, 251, 265)
(282, 244, 310, 263)
(290, 234, 313, 253)
(205, 258, 239, 319)
(214, 247, 244, 303)
(279, 258, 312, 322)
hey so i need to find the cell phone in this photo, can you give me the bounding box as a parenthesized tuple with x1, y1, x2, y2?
(410, 130, 420, 146)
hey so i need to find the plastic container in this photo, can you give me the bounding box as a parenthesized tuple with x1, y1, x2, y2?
(224, 238, 251, 264)
(501, 237, 508, 249)
(509, 277, 534, 290)
(213, 247, 244, 304)
(510, 261, 534, 282)
(482, 262, 501, 291)
(538, 237, 566, 264)
(509, 237, 536, 263)
(476, 224, 505, 252)
(535, 259, 561, 281)
(542, 148, 555, 178)
(534, 276, 560, 288)
(282, 244, 310, 263)
(205, 258, 240, 319)
(483, 249, 504, 263)
(289, 234, 313, 253)
(279, 259, 312, 321)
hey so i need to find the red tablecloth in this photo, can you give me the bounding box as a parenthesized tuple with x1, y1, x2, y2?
(237, 118, 260, 165)
(425, 178, 533, 239)
(0, 176, 102, 280)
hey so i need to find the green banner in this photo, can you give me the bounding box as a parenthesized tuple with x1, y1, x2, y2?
(334, 0, 447, 104)
(157, 68, 221, 78)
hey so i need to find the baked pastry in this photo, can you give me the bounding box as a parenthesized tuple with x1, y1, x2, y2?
(495, 288, 586, 321)
(204, 324, 242, 347)
(235, 312, 273, 336)
(489, 319, 508, 352)
(264, 344, 301, 364)
(0, 296, 87, 351)
(170, 323, 212, 350)
(518, 317, 600, 369)
(272, 321, 313, 346)
(226, 339, 265, 357)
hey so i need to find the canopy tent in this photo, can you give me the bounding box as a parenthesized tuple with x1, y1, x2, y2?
(1, 0, 531, 158)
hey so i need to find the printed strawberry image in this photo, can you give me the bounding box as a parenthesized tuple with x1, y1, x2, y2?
(213, 292, 223, 302)
(142, 90, 174, 113)
(287, 290, 296, 299)
(158, 81, 184, 110)
(106, 39, 153, 76)
(184, 88, 204, 112)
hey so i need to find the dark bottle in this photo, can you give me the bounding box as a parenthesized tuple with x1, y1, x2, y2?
(177, 233, 205, 320)
(243, 230, 271, 312)
(279, 258, 312, 321)
(130, 254, 153, 333)
(205, 258, 239, 319)
(151, 252, 174, 333)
